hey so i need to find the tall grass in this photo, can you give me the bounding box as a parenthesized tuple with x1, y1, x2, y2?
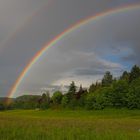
(0, 109, 140, 140)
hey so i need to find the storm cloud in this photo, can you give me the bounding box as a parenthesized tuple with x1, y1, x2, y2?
(0, 0, 139, 96)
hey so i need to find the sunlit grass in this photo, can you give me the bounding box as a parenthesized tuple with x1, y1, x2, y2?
(0, 109, 140, 140)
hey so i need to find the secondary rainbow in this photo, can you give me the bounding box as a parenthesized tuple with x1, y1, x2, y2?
(8, 4, 140, 98)
(1, 0, 51, 52)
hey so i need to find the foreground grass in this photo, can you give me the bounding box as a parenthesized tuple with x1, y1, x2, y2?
(0, 109, 140, 140)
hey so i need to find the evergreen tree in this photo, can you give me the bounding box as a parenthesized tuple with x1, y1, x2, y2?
(76, 85, 84, 99)
(46, 91, 51, 104)
(126, 78, 140, 109)
(112, 80, 129, 107)
(120, 71, 129, 81)
(102, 71, 113, 87)
(67, 81, 77, 100)
(68, 81, 77, 94)
(61, 95, 69, 107)
(89, 83, 96, 93)
(129, 65, 140, 83)
(39, 92, 50, 109)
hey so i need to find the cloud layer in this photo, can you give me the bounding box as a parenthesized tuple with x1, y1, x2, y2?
(0, 0, 139, 96)
(15, 7, 140, 96)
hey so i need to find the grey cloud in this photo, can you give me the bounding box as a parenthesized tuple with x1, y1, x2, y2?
(74, 68, 106, 76)
(0, 0, 139, 96)
(18, 8, 140, 96)
(0, 0, 47, 45)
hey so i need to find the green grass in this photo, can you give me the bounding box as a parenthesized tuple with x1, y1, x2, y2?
(0, 109, 140, 140)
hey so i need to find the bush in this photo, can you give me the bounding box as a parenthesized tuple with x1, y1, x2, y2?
(52, 91, 63, 105)
(61, 95, 69, 107)
(85, 93, 104, 110)
(126, 78, 140, 109)
(0, 103, 5, 111)
(111, 80, 129, 108)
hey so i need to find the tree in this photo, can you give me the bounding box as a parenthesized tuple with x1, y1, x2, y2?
(67, 81, 77, 100)
(77, 94, 86, 107)
(126, 78, 140, 109)
(68, 81, 77, 94)
(86, 86, 113, 110)
(89, 83, 96, 93)
(76, 85, 85, 99)
(52, 91, 63, 104)
(39, 92, 50, 109)
(111, 80, 129, 107)
(102, 71, 113, 87)
(14, 95, 40, 109)
(85, 93, 104, 110)
(129, 65, 140, 83)
(46, 91, 51, 104)
(0, 103, 5, 110)
(61, 95, 69, 107)
(68, 98, 77, 109)
(120, 71, 129, 82)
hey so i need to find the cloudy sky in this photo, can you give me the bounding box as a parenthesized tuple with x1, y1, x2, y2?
(0, 0, 140, 97)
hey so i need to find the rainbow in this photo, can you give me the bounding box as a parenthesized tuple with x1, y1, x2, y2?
(8, 4, 140, 98)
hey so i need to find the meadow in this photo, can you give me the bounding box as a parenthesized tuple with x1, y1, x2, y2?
(0, 109, 140, 140)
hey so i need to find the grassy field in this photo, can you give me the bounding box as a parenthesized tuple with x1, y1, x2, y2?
(0, 109, 140, 140)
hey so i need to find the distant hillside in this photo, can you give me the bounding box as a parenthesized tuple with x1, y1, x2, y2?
(15, 95, 41, 102)
(0, 97, 15, 103)
(0, 95, 41, 104)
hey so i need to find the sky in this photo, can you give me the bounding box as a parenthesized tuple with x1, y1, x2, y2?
(0, 0, 140, 97)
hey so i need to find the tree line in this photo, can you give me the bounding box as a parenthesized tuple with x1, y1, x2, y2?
(1, 65, 140, 110)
